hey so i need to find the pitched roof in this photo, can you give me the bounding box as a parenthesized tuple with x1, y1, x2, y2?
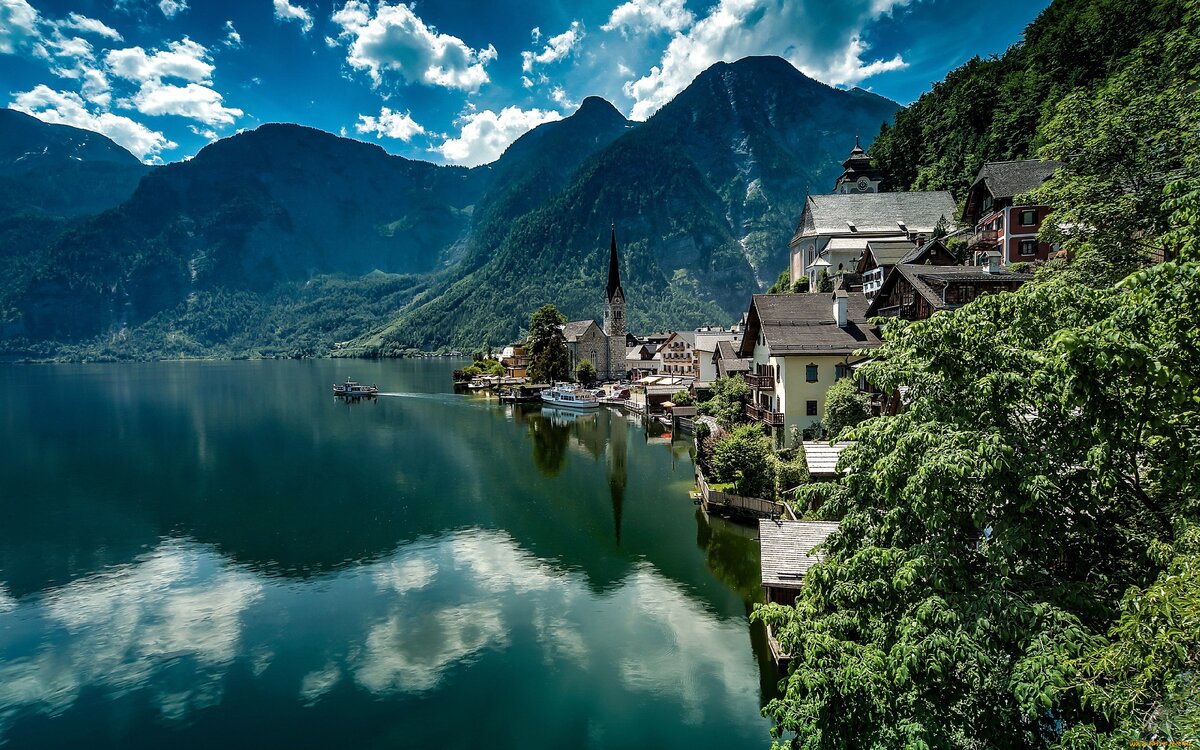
(758, 520, 840, 589)
(865, 263, 1029, 316)
(738, 293, 883, 357)
(606, 224, 624, 301)
(971, 159, 1061, 200)
(714, 339, 750, 375)
(863, 238, 918, 266)
(802, 441, 853, 478)
(793, 191, 957, 239)
(562, 320, 600, 342)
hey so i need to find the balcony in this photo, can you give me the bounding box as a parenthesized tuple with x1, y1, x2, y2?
(744, 402, 784, 426)
(966, 228, 999, 250)
(745, 365, 775, 390)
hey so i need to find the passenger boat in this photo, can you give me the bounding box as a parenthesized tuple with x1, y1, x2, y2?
(333, 378, 379, 398)
(540, 385, 600, 410)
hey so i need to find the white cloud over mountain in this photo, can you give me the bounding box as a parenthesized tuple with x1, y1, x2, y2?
(433, 105, 562, 167)
(332, 1, 497, 92)
(602, 0, 694, 36)
(11, 84, 176, 159)
(521, 21, 584, 73)
(355, 106, 426, 141)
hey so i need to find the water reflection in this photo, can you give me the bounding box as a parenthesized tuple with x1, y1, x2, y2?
(526, 410, 574, 476)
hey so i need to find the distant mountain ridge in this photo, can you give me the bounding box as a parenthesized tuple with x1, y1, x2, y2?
(0, 56, 900, 359)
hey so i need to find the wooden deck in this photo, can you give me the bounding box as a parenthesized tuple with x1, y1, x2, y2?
(696, 473, 791, 520)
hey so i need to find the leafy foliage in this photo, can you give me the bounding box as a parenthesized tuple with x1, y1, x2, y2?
(576, 358, 597, 385)
(670, 389, 694, 406)
(527, 304, 569, 383)
(697, 375, 751, 429)
(823, 376, 872, 439)
(709, 423, 776, 499)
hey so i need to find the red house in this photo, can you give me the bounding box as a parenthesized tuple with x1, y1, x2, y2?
(961, 160, 1060, 265)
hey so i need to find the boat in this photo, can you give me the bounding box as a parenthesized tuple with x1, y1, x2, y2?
(540, 384, 600, 410)
(599, 387, 630, 406)
(333, 378, 379, 398)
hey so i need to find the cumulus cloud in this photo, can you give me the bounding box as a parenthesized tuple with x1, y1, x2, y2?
(0, 0, 40, 55)
(433, 106, 562, 167)
(602, 0, 694, 36)
(158, 0, 187, 18)
(550, 85, 578, 111)
(273, 0, 314, 34)
(105, 37, 213, 84)
(128, 81, 243, 126)
(520, 21, 583, 73)
(331, 1, 497, 92)
(10, 84, 175, 160)
(354, 106, 426, 142)
(622, 0, 911, 120)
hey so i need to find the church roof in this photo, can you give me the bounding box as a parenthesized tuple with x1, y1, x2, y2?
(793, 191, 957, 241)
(606, 225, 624, 301)
(562, 320, 600, 342)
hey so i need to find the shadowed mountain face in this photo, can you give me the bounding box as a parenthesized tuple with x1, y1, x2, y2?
(0, 56, 898, 357)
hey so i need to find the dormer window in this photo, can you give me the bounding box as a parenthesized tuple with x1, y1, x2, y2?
(846, 221, 858, 233)
(897, 220, 907, 233)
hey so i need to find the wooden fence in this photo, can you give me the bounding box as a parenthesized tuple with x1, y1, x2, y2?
(696, 472, 792, 520)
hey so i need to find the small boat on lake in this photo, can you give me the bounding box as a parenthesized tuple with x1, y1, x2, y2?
(540, 385, 600, 410)
(333, 378, 379, 398)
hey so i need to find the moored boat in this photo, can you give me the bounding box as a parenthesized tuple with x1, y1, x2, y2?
(333, 378, 379, 398)
(540, 385, 600, 410)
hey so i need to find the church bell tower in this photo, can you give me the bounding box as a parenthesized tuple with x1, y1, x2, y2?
(602, 225, 627, 380)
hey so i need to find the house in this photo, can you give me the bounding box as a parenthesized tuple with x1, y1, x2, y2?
(625, 343, 658, 380)
(692, 327, 740, 387)
(738, 291, 883, 442)
(499, 344, 529, 379)
(713, 339, 751, 380)
(865, 261, 1029, 320)
(961, 159, 1060, 265)
(856, 237, 958, 298)
(789, 191, 958, 291)
(758, 519, 840, 666)
(658, 331, 696, 379)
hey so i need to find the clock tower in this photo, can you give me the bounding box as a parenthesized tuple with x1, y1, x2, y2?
(602, 225, 627, 380)
(833, 136, 883, 194)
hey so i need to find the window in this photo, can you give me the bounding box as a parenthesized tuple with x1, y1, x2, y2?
(806, 364, 818, 382)
(1019, 239, 1038, 256)
(1020, 209, 1037, 226)
(806, 400, 818, 416)
(834, 364, 846, 381)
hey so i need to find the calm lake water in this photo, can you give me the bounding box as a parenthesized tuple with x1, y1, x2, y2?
(0, 359, 776, 749)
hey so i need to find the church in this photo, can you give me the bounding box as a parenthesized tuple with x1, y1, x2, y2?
(563, 226, 629, 381)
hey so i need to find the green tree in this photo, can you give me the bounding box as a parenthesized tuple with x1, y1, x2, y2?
(774, 444, 809, 500)
(816, 269, 833, 293)
(822, 376, 872, 439)
(754, 257, 1200, 747)
(767, 269, 792, 293)
(527, 304, 569, 383)
(709, 423, 776, 499)
(791, 276, 809, 294)
(576, 358, 597, 386)
(670, 389, 693, 406)
(697, 376, 751, 429)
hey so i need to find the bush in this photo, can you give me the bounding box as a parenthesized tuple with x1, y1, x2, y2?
(697, 376, 751, 429)
(775, 442, 810, 498)
(576, 358, 597, 385)
(823, 377, 871, 439)
(670, 388, 694, 406)
(709, 423, 775, 499)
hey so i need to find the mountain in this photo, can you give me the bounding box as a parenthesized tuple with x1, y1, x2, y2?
(0, 55, 900, 359)
(355, 57, 899, 352)
(0, 108, 150, 220)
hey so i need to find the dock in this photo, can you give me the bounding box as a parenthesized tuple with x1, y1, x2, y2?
(696, 472, 791, 520)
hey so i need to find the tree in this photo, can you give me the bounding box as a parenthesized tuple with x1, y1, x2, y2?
(767, 269, 792, 293)
(816, 269, 833, 293)
(791, 277, 809, 294)
(822, 376, 871, 439)
(527, 304, 569, 383)
(697, 376, 751, 429)
(774, 444, 809, 500)
(754, 260, 1200, 748)
(670, 389, 693, 406)
(576, 358, 597, 386)
(709, 423, 776, 499)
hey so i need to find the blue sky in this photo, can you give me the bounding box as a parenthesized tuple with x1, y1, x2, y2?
(0, 0, 1052, 166)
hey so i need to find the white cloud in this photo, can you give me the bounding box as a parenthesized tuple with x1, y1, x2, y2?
(105, 37, 213, 85)
(622, 0, 911, 121)
(128, 82, 243, 126)
(520, 21, 583, 73)
(58, 13, 123, 41)
(10, 84, 175, 160)
(550, 85, 578, 111)
(80, 67, 111, 106)
(602, 0, 694, 36)
(356, 106, 426, 141)
(158, 0, 187, 18)
(331, 1, 497, 92)
(188, 124, 218, 141)
(0, 0, 40, 55)
(223, 20, 242, 48)
(433, 106, 562, 167)
(273, 0, 314, 34)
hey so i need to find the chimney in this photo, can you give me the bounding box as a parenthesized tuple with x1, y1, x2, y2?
(915, 233, 927, 249)
(983, 251, 1000, 275)
(833, 289, 848, 327)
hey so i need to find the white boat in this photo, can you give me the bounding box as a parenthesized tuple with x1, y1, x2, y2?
(540, 385, 600, 410)
(333, 378, 379, 397)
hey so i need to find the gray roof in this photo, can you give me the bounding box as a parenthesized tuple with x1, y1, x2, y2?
(759, 520, 840, 589)
(562, 320, 599, 342)
(803, 441, 853, 478)
(794, 191, 957, 239)
(972, 159, 1061, 200)
(739, 293, 883, 357)
(864, 239, 918, 266)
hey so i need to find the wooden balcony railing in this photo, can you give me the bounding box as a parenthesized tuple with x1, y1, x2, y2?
(744, 402, 785, 426)
(967, 228, 999, 249)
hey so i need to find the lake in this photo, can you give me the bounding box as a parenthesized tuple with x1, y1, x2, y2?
(0, 359, 777, 749)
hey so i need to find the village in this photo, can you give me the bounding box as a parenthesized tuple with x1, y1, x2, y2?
(456, 141, 1067, 668)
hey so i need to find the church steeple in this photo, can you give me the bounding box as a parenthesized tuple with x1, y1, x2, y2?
(834, 137, 883, 194)
(606, 223, 624, 302)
